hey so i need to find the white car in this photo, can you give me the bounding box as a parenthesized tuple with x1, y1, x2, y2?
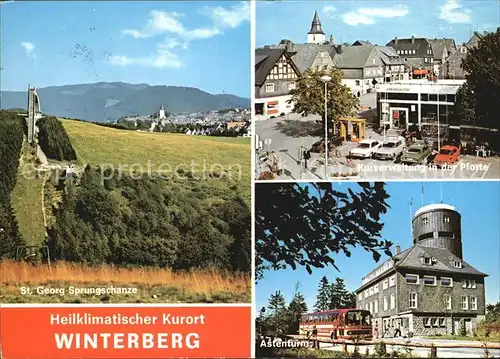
(374, 137, 406, 161)
(349, 139, 382, 159)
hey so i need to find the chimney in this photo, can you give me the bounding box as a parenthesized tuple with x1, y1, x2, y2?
(395, 245, 401, 254)
(395, 37, 398, 44)
(411, 36, 415, 44)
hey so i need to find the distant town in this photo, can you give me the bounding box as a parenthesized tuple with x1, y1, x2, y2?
(116, 106, 251, 137)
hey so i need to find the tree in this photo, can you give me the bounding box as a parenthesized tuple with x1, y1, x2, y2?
(315, 276, 331, 311)
(287, 282, 308, 334)
(485, 302, 500, 324)
(329, 277, 348, 309)
(268, 290, 286, 315)
(344, 291, 357, 308)
(255, 182, 392, 280)
(288, 67, 359, 138)
(457, 29, 500, 130)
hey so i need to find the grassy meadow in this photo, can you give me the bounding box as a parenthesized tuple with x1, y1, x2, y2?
(0, 260, 250, 303)
(60, 119, 251, 186)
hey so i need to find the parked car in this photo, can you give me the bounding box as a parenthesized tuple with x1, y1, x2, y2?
(349, 139, 382, 159)
(374, 137, 406, 161)
(433, 145, 460, 167)
(401, 141, 432, 164)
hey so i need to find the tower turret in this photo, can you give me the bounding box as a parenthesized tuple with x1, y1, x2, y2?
(307, 11, 326, 44)
(412, 204, 463, 258)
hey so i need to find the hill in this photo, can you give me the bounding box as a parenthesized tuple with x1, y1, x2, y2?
(61, 119, 251, 194)
(0, 82, 250, 121)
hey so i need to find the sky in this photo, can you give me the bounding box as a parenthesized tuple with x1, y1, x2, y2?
(0, 1, 250, 97)
(256, 181, 500, 313)
(256, 0, 500, 47)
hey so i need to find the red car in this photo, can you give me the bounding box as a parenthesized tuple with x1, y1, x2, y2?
(433, 145, 460, 166)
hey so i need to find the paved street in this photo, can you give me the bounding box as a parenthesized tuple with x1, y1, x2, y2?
(318, 338, 500, 358)
(255, 113, 500, 180)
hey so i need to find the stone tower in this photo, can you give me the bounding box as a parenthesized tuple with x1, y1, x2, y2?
(412, 204, 463, 259)
(307, 11, 326, 44)
(26, 86, 42, 144)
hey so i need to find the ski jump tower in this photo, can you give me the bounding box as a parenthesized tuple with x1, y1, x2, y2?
(27, 86, 42, 144)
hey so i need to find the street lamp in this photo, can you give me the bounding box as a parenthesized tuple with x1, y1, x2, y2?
(320, 75, 332, 180)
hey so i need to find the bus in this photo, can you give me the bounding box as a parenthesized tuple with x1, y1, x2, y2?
(299, 309, 372, 341)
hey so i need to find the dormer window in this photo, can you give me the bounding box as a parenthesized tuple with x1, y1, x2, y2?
(452, 260, 462, 268)
(422, 217, 428, 225)
(423, 257, 432, 265)
(444, 215, 450, 223)
(461, 47, 467, 54)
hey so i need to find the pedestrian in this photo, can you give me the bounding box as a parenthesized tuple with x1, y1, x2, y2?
(394, 325, 401, 337)
(304, 150, 311, 170)
(375, 326, 379, 339)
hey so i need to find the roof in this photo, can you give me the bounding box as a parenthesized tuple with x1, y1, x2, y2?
(386, 37, 432, 57)
(254, 48, 299, 86)
(308, 11, 325, 35)
(396, 245, 488, 277)
(428, 38, 456, 60)
(414, 204, 457, 217)
(375, 46, 405, 65)
(376, 79, 466, 94)
(275, 42, 336, 73)
(333, 45, 377, 69)
(303, 308, 364, 315)
(352, 40, 373, 46)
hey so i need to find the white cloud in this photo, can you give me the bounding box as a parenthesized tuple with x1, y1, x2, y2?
(123, 2, 248, 40)
(207, 1, 250, 28)
(21, 42, 35, 57)
(323, 5, 337, 18)
(115, 3, 248, 70)
(108, 44, 184, 69)
(439, 0, 471, 24)
(342, 5, 409, 26)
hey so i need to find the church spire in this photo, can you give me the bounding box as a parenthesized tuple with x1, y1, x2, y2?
(308, 10, 325, 35)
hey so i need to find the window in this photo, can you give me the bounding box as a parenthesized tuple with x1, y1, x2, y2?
(265, 83, 275, 93)
(423, 257, 432, 265)
(389, 275, 396, 287)
(364, 290, 368, 298)
(433, 317, 440, 326)
(471, 296, 477, 310)
(359, 293, 363, 301)
(444, 294, 452, 310)
(374, 284, 379, 293)
(374, 300, 379, 314)
(463, 280, 476, 289)
(461, 296, 469, 310)
(365, 303, 369, 311)
(288, 82, 296, 91)
(422, 218, 428, 225)
(444, 215, 450, 223)
(461, 47, 467, 54)
(383, 297, 388, 311)
(405, 274, 419, 284)
(355, 80, 360, 86)
(390, 294, 396, 309)
(423, 275, 437, 286)
(453, 261, 462, 268)
(409, 293, 418, 308)
(424, 317, 432, 327)
(369, 287, 374, 296)
(439, 318, 446, 327)
(383, 279, 389, 290)
(424, 57, 428, 63)
(441, 277, 453, 287)
(369, 301, 373, 313)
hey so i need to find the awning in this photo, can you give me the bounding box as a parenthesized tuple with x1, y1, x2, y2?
(413, 69, 429, 75)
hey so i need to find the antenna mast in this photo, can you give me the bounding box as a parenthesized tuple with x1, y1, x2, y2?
(421, 182, 424, 207)
(409, 197, 413, 241)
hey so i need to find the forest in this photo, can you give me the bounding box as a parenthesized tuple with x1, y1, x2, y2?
(0, 110, 251, 275)
(0, 111, 25, 258)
